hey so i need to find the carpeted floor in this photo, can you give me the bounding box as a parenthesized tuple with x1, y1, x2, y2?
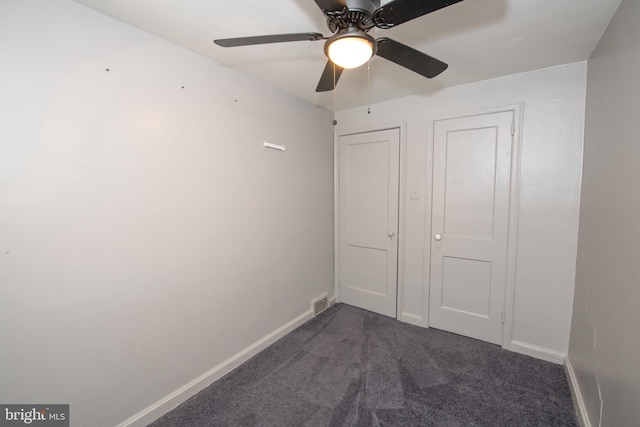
(150, 303, 578, 426)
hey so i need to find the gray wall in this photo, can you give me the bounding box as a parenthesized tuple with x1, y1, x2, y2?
(0, 1, 334, 426)
(567, 0, 640, 424)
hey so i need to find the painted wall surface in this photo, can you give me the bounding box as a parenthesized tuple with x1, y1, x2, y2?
(336, 62, 586, 361)
(0, 1, 334, 426)
(568, 0, 640, 424)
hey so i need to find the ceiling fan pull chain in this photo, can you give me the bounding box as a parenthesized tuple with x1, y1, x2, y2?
(332, 62, 337, 126)
(367, 59, 371, 115)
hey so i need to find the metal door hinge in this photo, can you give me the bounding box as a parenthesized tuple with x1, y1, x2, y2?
(501, 311, 506, 324)
(511, 121, 515, 137)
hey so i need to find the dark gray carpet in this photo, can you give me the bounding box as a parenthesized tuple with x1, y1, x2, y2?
(150, 303, 578, 426)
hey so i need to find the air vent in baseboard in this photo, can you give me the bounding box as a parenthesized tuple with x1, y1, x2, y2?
(312, 294, 329, 316)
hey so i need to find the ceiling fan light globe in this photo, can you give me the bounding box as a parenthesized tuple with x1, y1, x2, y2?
(328, 36, 373, 69)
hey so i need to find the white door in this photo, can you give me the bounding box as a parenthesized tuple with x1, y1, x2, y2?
(429, 111, 514, 344)
(338, 128, 400, 317)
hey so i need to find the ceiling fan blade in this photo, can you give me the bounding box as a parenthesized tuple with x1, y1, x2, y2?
(376, 37, 448, 78)
(313, 0, 347, 13)
(316, 60, 344, 92)
(374, 0, 464, 28)
(214, 33, 323, 47)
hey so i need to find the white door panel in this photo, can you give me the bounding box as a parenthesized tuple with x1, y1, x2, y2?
(429, 111, 514, 344)
(339, 128, 400, 317)
(441, 256, 492, 318)
(442, 127, 500, 240)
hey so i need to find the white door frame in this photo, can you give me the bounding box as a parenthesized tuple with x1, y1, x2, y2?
(334, 122, 407, 319)
(424, 104, 523, 347)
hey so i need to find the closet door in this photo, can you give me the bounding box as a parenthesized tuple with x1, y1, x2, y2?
(338, 128, 400, 318)
(429, 111, 514, 344)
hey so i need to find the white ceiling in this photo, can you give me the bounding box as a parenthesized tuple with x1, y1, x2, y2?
(71, 0, 621, 110)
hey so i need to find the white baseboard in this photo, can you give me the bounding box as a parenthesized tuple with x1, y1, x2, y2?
(506, 340, 566, 364)
(564, 357, 591, 427)
(116, 308, 317, 427)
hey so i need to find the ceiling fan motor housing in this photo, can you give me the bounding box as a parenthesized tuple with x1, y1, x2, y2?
(326, 0, 381, 32)
(344, 0, 380, 15)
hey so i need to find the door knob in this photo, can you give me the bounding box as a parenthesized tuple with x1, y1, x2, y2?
(388, 231, 395, 238)
(434, 234, 442, 241)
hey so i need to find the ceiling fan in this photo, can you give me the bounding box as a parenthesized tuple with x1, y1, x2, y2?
(214, 0, 464, 92)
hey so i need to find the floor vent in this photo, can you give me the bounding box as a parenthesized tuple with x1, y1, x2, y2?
(312, 295, 329, 316)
